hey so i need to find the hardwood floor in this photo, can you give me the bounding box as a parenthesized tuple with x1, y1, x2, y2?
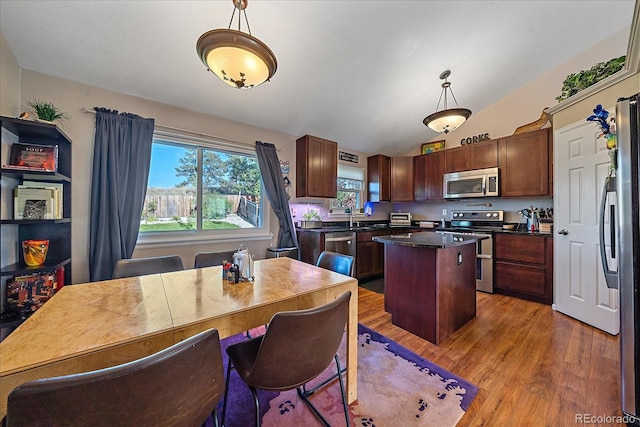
(357, 287, 623, 426)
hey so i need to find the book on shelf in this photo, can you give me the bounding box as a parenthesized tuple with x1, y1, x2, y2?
(5, 270, 59, 318)
(3, 142, 58, 172)
(20, 180, 64, 218)
(13, 187, 57, 219)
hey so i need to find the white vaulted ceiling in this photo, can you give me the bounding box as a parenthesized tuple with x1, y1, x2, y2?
(0, 1, 635, 155)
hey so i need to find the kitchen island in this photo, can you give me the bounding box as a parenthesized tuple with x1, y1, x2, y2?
(373, 232, 483, 345)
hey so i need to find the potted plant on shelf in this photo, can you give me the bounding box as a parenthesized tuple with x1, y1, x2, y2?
(27, 100, 69, 124)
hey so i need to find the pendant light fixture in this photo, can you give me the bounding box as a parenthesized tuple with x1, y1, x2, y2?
(196, 0, 277, 89)
(423, 70, 471, 133)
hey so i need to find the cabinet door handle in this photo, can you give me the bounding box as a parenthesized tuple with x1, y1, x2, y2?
(557, 229, 568, 235)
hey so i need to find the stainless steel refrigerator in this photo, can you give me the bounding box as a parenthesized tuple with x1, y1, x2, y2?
(600, 93, 639, 422)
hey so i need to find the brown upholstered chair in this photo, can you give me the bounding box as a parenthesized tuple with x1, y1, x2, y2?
(194, 250, 236, 269)
(221, 291, 351, 427)
(112, 254, 184, 279)
(6, 328, 225, 427)
(316, 250, 355, 277)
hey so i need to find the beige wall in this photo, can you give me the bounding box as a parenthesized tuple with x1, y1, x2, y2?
(0, 32, 20, 273)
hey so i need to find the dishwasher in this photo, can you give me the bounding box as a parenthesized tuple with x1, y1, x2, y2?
(324, 231, 356, 258)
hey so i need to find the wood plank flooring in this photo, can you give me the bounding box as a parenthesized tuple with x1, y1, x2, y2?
(357, 287, 623, 426)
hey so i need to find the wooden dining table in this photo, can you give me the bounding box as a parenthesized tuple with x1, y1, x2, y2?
(0, 257, 359, 418)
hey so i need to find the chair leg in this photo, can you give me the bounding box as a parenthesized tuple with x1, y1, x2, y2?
(334, 354, 350, 427)
(212, 408, 219, 427)
(221, 360, 234, 427)
(297, 355, 350, 427)
(249, 386, 260, 427)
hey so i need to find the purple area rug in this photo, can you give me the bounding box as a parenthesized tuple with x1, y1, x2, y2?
(206, 324, 478, 426)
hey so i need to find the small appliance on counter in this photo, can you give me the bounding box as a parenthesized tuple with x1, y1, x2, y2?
(390, 212, 412, 227)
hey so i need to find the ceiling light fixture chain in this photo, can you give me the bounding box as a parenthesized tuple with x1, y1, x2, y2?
(423, 69, 471, 134)
(227, 0, 252, 35)
(197, 0, 277, 89)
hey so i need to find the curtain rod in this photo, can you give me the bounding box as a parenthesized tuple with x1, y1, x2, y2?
(80, 107, 279, 151)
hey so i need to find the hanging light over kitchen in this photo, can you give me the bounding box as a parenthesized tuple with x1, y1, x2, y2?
(196, 0, 277, 89)
(423, 70, 472, 133)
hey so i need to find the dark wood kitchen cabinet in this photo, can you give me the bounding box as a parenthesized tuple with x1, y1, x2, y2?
(498, 128, 551, 197)
(391, 157, 414, 202)
(367, 154, 391, 202)
(356, 230, 386, 280)
(414, 151, 445, 201)
(494, 233, 553, 305)
(296, 135, 337, 198)
(444, 139, 498, 173)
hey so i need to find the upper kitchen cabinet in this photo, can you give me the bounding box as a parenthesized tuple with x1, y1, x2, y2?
(414, 151, 445, 201)
(367, 154, 391, 202)
(391, 157, 414, 202)
(296, 135, 338, 198)
(498, 128, 551, 197)
(444, 139, 498, 173)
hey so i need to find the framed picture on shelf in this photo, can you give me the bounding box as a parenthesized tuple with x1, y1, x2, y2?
(420, 140, 445, 154)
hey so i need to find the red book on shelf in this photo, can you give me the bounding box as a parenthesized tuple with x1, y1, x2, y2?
(4, 143, 58, 172)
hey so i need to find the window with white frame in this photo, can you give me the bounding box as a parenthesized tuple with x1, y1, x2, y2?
(330, 165, 364, 211)
(138, 132, 266, 242)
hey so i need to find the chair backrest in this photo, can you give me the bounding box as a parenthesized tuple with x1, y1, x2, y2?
(246, 291, 351, 389)
(316, 251, 355, 277)
(112, 255, 184, 279)
(194, 250, 236, 269)
(6, 328, 225, 427)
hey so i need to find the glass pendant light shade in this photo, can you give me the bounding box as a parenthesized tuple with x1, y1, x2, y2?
(423, 70, 471, 133)
(196, 0, 277, 89)
(423, 108, 472, 133)
(197, 29, 277, 89)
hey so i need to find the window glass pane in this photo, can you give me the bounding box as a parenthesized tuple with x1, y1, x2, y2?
(331, 178, 363, 209)
(142, 142, 196, 232)
(141, 138, 263, 235)
(201, 149, 262, 230)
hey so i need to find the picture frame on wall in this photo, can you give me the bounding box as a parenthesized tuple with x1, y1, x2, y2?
(420, 140, 445, 154)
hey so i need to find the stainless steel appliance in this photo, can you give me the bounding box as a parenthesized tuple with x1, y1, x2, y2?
(390, 212, 412, 227)
(324, 231, 356, 258)
(439, 210, 504, 293)
(443, 167, 499, 199)
(599, 93, 639, 421)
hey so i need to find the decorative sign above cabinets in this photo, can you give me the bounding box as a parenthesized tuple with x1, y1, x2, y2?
(339, 151, 359, 163)
(460, 133, 490, 145)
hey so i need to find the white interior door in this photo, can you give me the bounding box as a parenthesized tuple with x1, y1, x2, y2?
(554, 120, 619, 335)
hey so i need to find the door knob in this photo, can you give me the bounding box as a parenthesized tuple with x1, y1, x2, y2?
(557, 229, 568, 235)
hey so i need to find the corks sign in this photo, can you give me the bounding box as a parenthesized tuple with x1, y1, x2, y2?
(460, 133, 490, 145)
(339, 151, 359, 163)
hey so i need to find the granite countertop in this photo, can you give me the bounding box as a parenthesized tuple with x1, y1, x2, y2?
(373, 232, 487, 249)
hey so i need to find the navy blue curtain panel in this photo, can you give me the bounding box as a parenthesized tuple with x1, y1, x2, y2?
(89, 108, 154, 281)
(255, 141, 299, 251)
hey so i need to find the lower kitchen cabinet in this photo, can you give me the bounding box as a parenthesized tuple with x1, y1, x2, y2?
(494, 233, 553, 305)
(356, 231, 385, 280)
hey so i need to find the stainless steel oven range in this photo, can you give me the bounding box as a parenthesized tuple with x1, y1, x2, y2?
(438, 210, 504, 293)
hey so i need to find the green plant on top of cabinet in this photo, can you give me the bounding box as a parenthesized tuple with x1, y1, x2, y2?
(444, 139, 498, 173)
(498, 128, 551, 197)
(367, 154, 391, 202)
(414, 150, 445, 201)
(296, 135, 338, 198)
(391, 157, 414, 202)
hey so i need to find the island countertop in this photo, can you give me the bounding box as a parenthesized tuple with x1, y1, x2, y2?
(373, 231, 487, 248)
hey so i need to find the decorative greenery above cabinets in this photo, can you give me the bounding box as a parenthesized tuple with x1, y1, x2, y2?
(556, 55, 626, 102)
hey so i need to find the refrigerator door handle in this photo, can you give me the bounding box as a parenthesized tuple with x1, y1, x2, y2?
(599, 176, 618, 289)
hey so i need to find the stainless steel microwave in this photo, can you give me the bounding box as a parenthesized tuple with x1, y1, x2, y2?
(443, 167, 499, 199)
